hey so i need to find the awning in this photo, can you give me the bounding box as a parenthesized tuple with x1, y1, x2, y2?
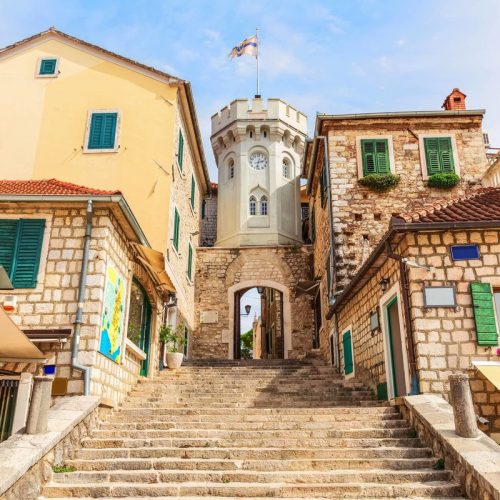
(473, 361, 500, 391)
(296, 280, 320, 297)
(0, 308, 46, 363)
(134, 244, 175, 293)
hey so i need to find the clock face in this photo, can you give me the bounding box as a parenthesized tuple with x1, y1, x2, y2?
(249, 153, 268, 170)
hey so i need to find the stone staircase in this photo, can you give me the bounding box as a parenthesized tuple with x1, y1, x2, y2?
(41, 360, 464, 498)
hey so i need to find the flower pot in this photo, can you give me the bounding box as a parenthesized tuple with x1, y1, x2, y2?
(166, 352, 184, 369)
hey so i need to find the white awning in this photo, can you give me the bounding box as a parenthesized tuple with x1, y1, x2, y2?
(0, 308, 46, 363)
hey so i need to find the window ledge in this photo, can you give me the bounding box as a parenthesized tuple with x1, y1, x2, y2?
(83, 147, 119, 154)
(125, 338, 147, 361)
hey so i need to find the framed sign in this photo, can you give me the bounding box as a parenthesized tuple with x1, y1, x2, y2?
(423, 286, 457, 308)
(450, 244, 480, 261)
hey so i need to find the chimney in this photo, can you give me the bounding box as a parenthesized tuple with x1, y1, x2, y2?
(442, 88, 467, 111)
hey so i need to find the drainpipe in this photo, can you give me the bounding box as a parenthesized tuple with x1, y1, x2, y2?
(385, 241, 420, 395)
(71, 200, 93, 396)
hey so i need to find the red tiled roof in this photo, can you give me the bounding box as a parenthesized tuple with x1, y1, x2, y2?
(396, 188, 500, 224)
(0, 179, 121, 196)
(210, 182, 218, 191)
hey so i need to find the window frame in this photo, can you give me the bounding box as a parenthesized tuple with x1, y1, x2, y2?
(260, 195, 268, 216)
(172, 207, 181, 253)
(36, 57, 59, 78)
(187, 242, 194, 282)
(177, 129, 185, 173)
(418, 133, 460, 180)
(249, 196, 257, 216)
(83, 110, 121, 153)
(190, 174, 196, 213)
(355, 135, 395, 178)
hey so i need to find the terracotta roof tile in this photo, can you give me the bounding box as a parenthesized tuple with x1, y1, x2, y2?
(0, 179, 121, 196)
(395, 188, 500, 224)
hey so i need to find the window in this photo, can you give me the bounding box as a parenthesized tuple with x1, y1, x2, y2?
(172, 208, 180, 251)
(361, 139, 390, 176)
(249, 196, 257, 215)
(301, 204, 309, 221)
(282, 160, 290, 179)
(87, 112, 118, 150)
(187, 243, 193, 281)
(228, 159, 235, 180)
(313, 292, 322, 348)
(38, 58, 58, 76)
(177, 130, 184, 171)
(424, 137, 455, 175)
(201, 199, 206, 219)
(0, 219, 45, 288)
(190, 175, 196, 211)
(260, 195, 268, 216)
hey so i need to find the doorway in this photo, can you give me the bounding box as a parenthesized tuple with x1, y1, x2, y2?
(385, 295, 408, 397)
(127, 279, 152, 376)
(234, 286, 284, 360)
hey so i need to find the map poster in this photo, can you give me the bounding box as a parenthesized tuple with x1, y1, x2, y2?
(99, 264, 127, 363)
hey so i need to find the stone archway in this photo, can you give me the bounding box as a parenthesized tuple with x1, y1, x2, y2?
(228, 280, 292, 360)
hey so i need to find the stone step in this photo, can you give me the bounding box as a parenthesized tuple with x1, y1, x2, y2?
(90, 427, 415, 439)
(72, 446, 434, 461)
(41, 480, 464, 498)
(66, 456, 440, 472)
(49, 468, 452, 485)
(81, 436, 423, 449)
(98, 419, 408, 430)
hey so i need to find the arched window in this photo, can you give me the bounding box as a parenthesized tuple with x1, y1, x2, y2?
(249, 196, 257, 215)
(228, 159, 235, 180)
(282, 159, 290, 179)
(260, 195, 268, 216)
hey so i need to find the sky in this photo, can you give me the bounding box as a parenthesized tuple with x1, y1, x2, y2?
(240, 288, 261, 335)
(1, 0, 499, 180)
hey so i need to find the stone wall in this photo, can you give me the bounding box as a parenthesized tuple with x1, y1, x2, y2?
(0, 202, 162, 408)
(193, 245, 314, 359)
(200, 191, 217, 247)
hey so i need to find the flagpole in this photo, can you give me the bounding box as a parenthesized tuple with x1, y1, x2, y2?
(255, 27, 260, 98)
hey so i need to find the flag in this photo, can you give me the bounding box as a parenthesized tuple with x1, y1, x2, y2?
(229, 35, 258, 59)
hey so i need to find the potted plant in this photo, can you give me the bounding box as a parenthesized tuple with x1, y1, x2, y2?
(427, 172, 460, 189)
(160, 323, 186, 369)
(358, 173, 401, 191)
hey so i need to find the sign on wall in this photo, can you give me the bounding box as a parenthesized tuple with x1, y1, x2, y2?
(99, 264, 127, 363)
(200, 310, 219, 324)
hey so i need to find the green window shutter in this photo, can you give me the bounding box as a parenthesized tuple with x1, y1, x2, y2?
(320, 165, 328, 206)
(190, 175, 196, 210)
(39, 58, 57, 75)
(471, 282, 499, 346)
(178, 131, 184, 170)
(438, 137, 454, 173)
(361, 139, 389, 175)
(343, 330, 353, 375)
(173, 208, 180, 251)
(88, 113, 117, 149)
(187, 243, 193, 280)
(424, 137, 455, 174)
(201, 199, 206, 219)
(0, 220, 19, 277)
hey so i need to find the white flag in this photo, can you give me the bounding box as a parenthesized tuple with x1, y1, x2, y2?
(229, 35, 258, 59)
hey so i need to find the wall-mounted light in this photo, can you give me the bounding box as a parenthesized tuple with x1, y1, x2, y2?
(379, 278, 390, 292)
(257, 287, 264, 294)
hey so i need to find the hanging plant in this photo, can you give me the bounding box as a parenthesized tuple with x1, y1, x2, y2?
(427, 173, 460, 189)
(358, 173, 400, 191)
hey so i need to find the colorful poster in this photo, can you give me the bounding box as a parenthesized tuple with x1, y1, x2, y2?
(99, 265, 126, 363)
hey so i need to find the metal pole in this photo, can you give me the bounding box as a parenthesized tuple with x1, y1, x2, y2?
(255, 27, 260, 97)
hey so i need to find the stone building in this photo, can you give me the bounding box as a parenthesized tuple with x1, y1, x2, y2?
(0, 28, 210, 338)
(0, 179, 170, 408)
(193, 98, 315, 360)
(302, 90, 490, 361)
(330, 188, 500, 441)
(200, 182, 218, 247)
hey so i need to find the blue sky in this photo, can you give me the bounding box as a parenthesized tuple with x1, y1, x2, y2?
(1, 0, 499, 179)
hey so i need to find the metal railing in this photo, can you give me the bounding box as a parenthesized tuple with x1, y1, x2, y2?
(0, 377, 20, 443)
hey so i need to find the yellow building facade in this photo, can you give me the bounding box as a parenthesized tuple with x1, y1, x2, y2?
(0, 28, 210, 334)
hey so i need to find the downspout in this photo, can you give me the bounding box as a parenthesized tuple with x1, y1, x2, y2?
(385, 241, 420, 395)
(71, 200, 93, 396)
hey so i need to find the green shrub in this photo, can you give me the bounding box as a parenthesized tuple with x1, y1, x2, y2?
(52, 464, 76, 473)
(427, 173, 460, 189)
(358, 173, 400, 191)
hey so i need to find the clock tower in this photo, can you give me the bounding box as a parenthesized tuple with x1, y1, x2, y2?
(211, 97, 307, 247)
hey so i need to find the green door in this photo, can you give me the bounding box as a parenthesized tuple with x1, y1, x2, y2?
(127, 279, 152, 377)
(386, 296, 406, 397)
(343, 330, 353, 375)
